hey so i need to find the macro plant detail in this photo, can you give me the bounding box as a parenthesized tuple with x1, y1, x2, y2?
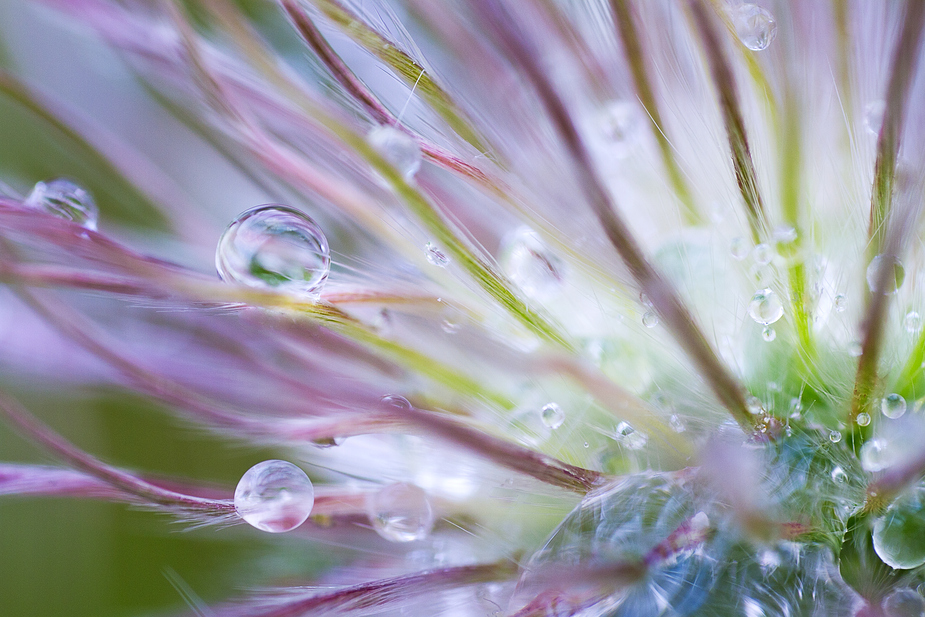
(1, 0, 925, 616)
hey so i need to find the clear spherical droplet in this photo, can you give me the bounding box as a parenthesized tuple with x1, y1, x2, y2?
(499, 227, 566, 301)
(368, 482, 435, 542)
(867, 255, 905, 295)
(864, 100, 886, 136)
(882, 393, 907, 419)
(873, 490, 925, 570)
(834, 294, 848, 313)
(381, 394, 412, 410)
(753, 243, 774, 265)
(540, 402, 565, 429)
(615, 421, 647, 449)
(883, 588, 925, 617)
(234, 460, 315, 533)
(748, 288, 784, 325)
(905, 311, 922, 334)
(861, 437, 894, 472)
(829, 430, 842, 444)
(425, 242, 449, 267)
(217, 205, 330, 297)
(734, 4, 778, 51)
(730, 237, 749, 260)
(831, 466, 848, 484)
(762, 325, 776, 342)
(857, 412, 871, 427)
(25, 178, 99, 230)
(642, 311, 659, 328)
(367, 126, 422, 180)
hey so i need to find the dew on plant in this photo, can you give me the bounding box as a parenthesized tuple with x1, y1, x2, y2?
(615, 421, 647, 450)
(831, 466, 848, 484)
(746, 396, 763, 415)
(499, 227, 566, 301)
(762, 325, 776, 342)
(368, 483, 435, 543)
(642, 311, 659, 328)
(748, 288, 784, 325)
(596, 99, 641, 148)
(861, 437, 892, 472)
(857, 413, 871, 427)
(670, 414, 686, 433)
(867, 255, 905, 294)
(873, 488, 925, 570)
(540, 402, 564, 429)
(425, 242, 449, 267)
(882, 588, 925, 617)
(864, 100, 887, 136)
(733, 4, 778, 50)
(849, 341, 863, 357)
(216, 205, 330, 297)
(835, 294, 848, 312)
(752, 243, 774, 265)
(905, 311, 922, 333)
(882, 394, 908, 419)
(380, 394, 412, 410)
(234, 460, 315, 533)
(829, 430, 843, 444)
(25, 178, 99, 230)
(367, 125, 422, 180)
(730, 237, 749, 260)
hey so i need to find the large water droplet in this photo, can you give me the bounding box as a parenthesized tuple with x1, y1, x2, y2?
(861, 437, 893, 472)
(425, 242, 449, 267)
(368, 482, 435, 542)
(734, 4, 777, 51)
(381, 394, 412, 410)
(25, 178, 99, 230)
(367, 126, 422, 180)
(864, 100, 886, 136)
(615, 421, 647, 450)
(831, 466, 848, 484)
(499, 227, 566, 301)
(867, 255, 905, 294)
(234, 460, 314, 533)
(829, 430, 842, 444)
(873, 488, 925, 569)
(748, 288, 784, 325)
(540, 402, 564, 429)
(882, 393, 907, 419)
(216, 205, 330, 297)
(883, 588, 925, 617)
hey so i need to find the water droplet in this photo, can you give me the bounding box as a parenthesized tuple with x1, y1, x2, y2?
(615, 421, 647, 449)
(762, 325, 776, 342)
(368, 483, 435, 542)
(773, 225, 797, 244)
(669, 414, 686, 433)
(831, 466, 848, 484)
(862, 436, 901, 472)
(730, 237, 749, 260)
(873, 488, 925, 569)
(882, 393, 907, 419)
(425, 242, 449, 267)
(905, 311, 922, 333)
(864, 100, 886, 136)
(499, 227, 566, 301)
(583, 441, 590, 448)
(748, 288, 784, 325)
(849, 341, 863, 357)
(440, 318, 460, 334)
(597, 100, 641, 148)
(216, 205, 330, 297)
(367, 126, 422, 180)
(642, 311, 659, 328)
(746, 396, 763, 415)
(234, 460, 314, 533)
(789, 398, 803, 413)
(857, 412, 871, 427)
(733, 4, 778, 51)
(883, 588, 925, 617)
(381, 394, 412, 410)
(867, 255, 905, 294)
(829, 430, 842, 444)
(540, 402, 564, 429)
(753, 243, 774, 265)
(834, 294, 847, 312)
(25, 178, 99, 230)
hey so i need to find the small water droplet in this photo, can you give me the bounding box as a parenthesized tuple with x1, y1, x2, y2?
(669, 414, 686, 433)
(746, 396, 763, 415)
(642, 311, 659, 328)
(748, 288, 784, 325)
(216, 205, 330, 297)
(381, 394, 412, 410)
(234, 460, 315, 533)
(441, 318, 460, 334)
(762, 325, 776, 342)
(789, 398, 803, 413)
(753, 243, 774, 265)
(905, 311, 922, 333)
(499, 227, 566, 301)
(882, 588, 925, 617)
(867, 255, 905, 294)
(834, 294, 848, 312)
(425, 242, 449, 267)
(540, 402, 565, 429)
(730, 237, 749, 260)
(882, 393, 907, 419)
(583, 441, 590, 448)
(864, 100, 886, 136)
(849, 341, 863, 357)
(773, 225, 797, 244)
(615, 421, 647, 449)
(861, 438, 892, 472)
(367, 126, 422, 180)
(733, 4, 778, 51)
(597, 100, 641, 148)
(25, 178, 99, 230)
(831, 466, 848, 484)
(857, 412, 871, 427)
(829, 430, 842, 443)
(368, 483, 435, 542)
